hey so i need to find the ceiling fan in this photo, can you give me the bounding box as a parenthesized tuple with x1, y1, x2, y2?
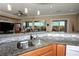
(15, 10, 27, 17)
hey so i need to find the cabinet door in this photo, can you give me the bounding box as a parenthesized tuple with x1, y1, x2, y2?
(42, 44, 57, 56)
(42, 51, 53, 56)
(57, 44, 66, 56)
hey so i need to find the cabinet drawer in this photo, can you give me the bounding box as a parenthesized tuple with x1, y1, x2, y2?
(19, 44, 53, 56)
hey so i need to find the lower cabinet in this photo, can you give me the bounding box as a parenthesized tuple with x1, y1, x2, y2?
(18, 44, 66, 56)
(56, 44, 66, 56)
(18, 44, 53, 56)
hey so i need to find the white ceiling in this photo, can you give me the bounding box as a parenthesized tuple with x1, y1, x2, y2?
(0, 3, 79, 17)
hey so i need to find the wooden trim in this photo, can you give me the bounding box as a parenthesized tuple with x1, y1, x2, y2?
(64, 44, 66, 56)
(56, 44, 57, 56)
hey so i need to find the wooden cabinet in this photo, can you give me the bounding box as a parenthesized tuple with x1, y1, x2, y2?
(18, 44, 53, 56)
(42, 51, 53, 56)
(42, 44, 57, 56)
(18, 44, 66, 56)
(56, 44, 66, 56)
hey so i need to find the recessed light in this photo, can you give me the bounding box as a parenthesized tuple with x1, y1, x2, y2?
(25, 8, 28, 13)
(37, 10, 40, 15)
(7, 4, 12, 11)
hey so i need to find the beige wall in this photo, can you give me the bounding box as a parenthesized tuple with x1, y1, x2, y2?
(18, 14, 78, 33)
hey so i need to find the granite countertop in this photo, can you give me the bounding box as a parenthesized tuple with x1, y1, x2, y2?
(0, 32, 79, 56)
(0, 39, 52, 56)
(0, 32, 79, 44)
(0, 37, 79, 56)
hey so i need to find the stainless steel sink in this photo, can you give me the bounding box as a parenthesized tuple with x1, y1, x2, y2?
(17, 40, 34, 49)
(17, 38, 50, 49)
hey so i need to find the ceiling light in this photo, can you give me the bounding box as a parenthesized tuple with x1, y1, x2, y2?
(25, 8, 28, 13)
(7, 4, 12, 11)
(37, 10, 40, 15)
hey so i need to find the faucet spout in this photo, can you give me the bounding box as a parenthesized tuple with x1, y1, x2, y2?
(30, 34, 33, 40)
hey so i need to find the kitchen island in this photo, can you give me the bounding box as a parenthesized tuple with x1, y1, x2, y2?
(0, 32, 79, 56)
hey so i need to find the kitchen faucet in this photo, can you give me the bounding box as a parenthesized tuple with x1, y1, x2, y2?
(30, 32, 38, 40)
(28, 33, 36, 46)
(30, 34, 33, 40)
